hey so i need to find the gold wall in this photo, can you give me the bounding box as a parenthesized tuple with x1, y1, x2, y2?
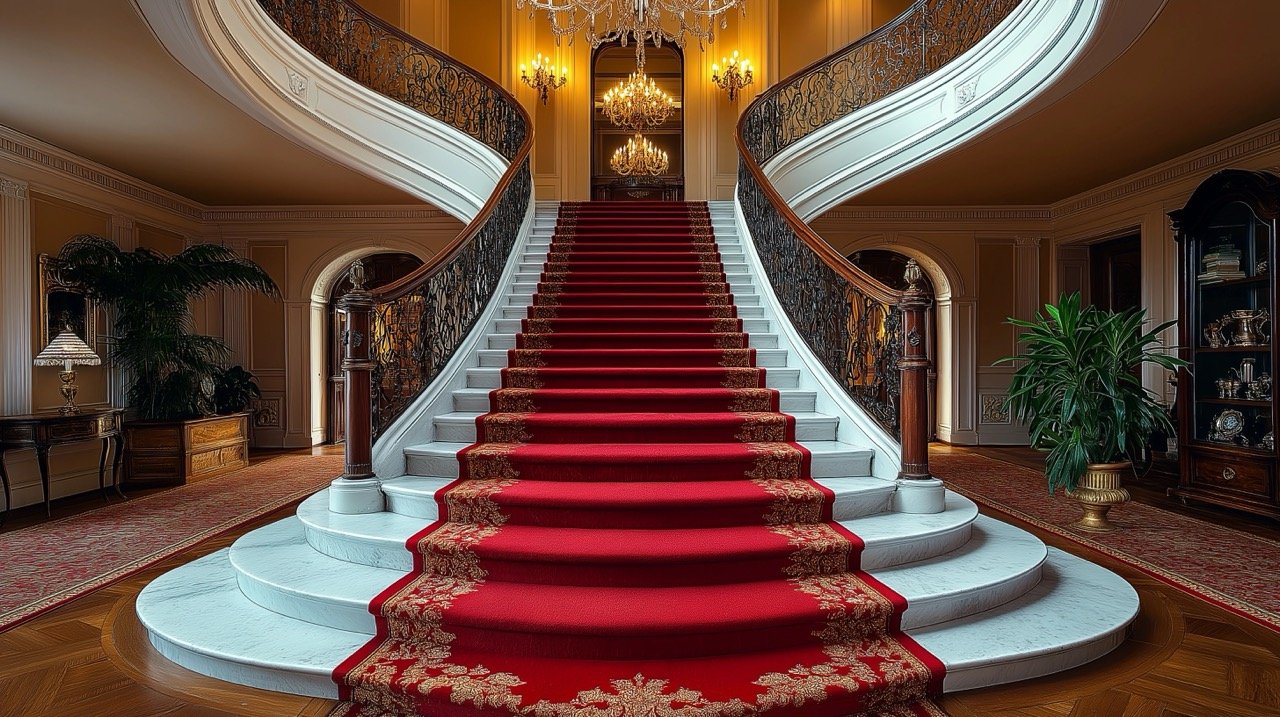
(349, 0, 901, 201)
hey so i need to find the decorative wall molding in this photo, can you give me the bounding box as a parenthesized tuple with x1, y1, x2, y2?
(0, 126, 203, 221)
(823, 206, 1054, 222)
(205, 206, 448, 222)
(1051, 118, 1280, 219)
(0, 176, 28, 199)
(980, 394, 1012, 424)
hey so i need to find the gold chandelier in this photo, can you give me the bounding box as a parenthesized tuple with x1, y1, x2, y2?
(601, 69, 674, 129)
(516, 0, 745, 64)
(610, 133, 669, 176)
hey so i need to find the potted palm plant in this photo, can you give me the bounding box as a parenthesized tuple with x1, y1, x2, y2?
(50, 235, 280, 485)
(1000, 292, 1185, 531)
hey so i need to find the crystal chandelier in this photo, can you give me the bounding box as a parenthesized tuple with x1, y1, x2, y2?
(610, 133, 669, 176)
(516, 0, 745, 64)
(601, 69, 674, 129)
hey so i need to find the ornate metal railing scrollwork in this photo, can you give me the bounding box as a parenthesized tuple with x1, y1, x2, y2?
(256, 0, 534, 479)
(741, 0, 1022, 166)
(367, 161, 531, 437)
(737, 0, 1025, 480)
(256, 0, 528, 160)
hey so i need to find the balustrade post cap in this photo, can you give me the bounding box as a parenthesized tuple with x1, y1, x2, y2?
(350, 259, 368, 290)
(903, 258, 925, 292)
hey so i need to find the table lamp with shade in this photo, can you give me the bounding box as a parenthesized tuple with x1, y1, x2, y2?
(33, 327, 101, 414)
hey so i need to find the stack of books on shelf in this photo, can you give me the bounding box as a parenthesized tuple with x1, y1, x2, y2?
(1199, 244, 1246, 283)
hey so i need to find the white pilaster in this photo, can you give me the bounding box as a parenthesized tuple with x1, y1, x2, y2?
(222, 238, 252, 367)
(1, 176, 33, 415)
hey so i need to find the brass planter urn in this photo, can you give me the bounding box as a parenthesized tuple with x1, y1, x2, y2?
(1066, 462, 1131, 532)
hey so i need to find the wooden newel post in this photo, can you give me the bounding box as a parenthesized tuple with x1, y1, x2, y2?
(339, 260, 376, 481)
(899, 259, 932, 480)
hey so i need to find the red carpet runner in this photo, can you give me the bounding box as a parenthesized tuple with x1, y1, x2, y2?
(331, 201, 946, 716)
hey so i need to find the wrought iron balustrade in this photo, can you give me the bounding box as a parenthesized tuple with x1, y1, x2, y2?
(257, 0, 527, 160)
(737, 0, 1025, 480)
(256, 0, 533, 480)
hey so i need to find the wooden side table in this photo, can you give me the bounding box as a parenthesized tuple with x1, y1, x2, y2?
(0, 408, 125, 525)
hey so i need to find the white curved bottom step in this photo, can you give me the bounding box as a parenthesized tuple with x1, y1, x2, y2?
(138, 542, 1134, 701)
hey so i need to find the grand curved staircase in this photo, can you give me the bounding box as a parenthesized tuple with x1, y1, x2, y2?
(139, 201, 1137, 710)
(133, 0, 1143, 713)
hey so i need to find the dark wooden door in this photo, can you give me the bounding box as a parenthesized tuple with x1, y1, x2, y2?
(1090, 234, 1142, 312)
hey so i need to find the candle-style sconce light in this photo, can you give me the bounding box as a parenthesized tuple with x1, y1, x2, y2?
(711, 50, 753, 102)
(520, 52, 568, 105)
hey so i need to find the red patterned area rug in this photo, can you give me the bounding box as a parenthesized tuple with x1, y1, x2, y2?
(0, 452, 342, 633)
(932, 451, 1280, 633)
(330, 202, 947, 717)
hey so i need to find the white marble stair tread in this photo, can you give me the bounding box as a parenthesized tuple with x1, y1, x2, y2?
(136, 548, 361, 699)
(485, 332, 781, 350)
(910, 546, 1139, 693)
(229, 517, 402, 633)
(297, 490, 423, 570)
(216, 505, 1053, 643)
(431, 409, 836, 443)
(844, 492, 979, 570)
(476, 346, 786, 366)
(504, 293, 761, 307)
(402, 439, 873, 480)
(490, 316, 772, 336)
(451, 385, 815, 412)
(300, 487, 971, 572)
(868, 515, 1046, 630)
(462, 365, 796, 390)
(498, 305, 769, 319)
(380, 473, 894, 522)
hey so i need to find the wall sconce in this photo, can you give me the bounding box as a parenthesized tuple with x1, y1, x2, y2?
(520, 52, 567, 105)
(711, 50, 753, 102)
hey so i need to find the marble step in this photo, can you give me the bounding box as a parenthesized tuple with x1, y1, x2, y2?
(516, 262, 752, 275)
(909, 546, 1139, 692)
(136, 548, 360, 699)
(485, 331, 781, 350)
(504, 288, 752, 304)
(382, 473, 892, 523)
(490, 317, 773, 336)
(431, 409, 835, 443)
(511, 282, 758, 297)
(498, 304, 768, 320)
(403, 439, 873, 480)
(296, 489, 975, 573)
(139, 521, 1127, 702)
(462, 364, 796, 389)
(228, 515, 1042, 640)
(476, 347, 787, 367)
(451, 384, 815, 412)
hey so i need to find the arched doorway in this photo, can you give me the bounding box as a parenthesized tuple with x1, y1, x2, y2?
(849, 249, 939, 441)
(590, 42, 684, 200)
(325, 252, 423, 443)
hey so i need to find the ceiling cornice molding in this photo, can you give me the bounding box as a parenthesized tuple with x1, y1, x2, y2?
(0, 124, 440, 227)
(204, 205, 446, 223)
(1051, 117, 1280, 220)
(820, 206, 1053, 223)
(0, 124, 205, 221)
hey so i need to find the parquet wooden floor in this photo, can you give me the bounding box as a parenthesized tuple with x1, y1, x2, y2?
(1, 447, 1278, 717)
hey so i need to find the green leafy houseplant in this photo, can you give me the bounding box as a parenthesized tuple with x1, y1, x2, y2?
(999, 292, 1186, 494)
(51, 235, 280, 421)
(213, 365, 262, 415)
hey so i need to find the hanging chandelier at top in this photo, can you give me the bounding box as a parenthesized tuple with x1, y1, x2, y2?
(601, 69, 674, 129)
(516, 0, 745, 64)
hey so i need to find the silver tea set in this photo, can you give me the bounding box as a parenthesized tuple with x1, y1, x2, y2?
(1204, 308, 1270, 347)
(1215, 357, 1272, 400)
